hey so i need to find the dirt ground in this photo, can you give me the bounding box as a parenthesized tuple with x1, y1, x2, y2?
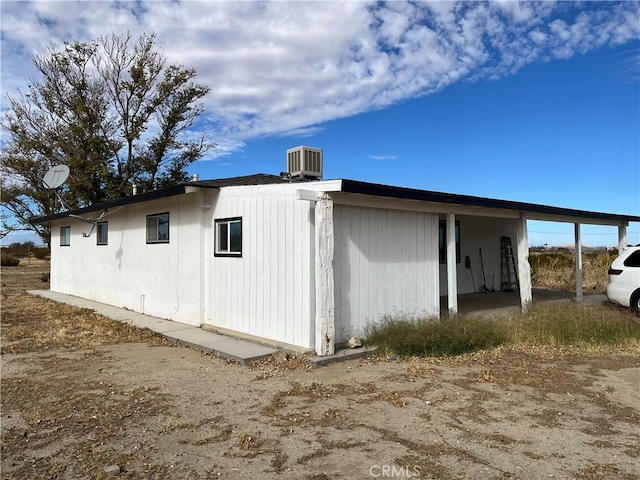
(1, 263, 639, 480)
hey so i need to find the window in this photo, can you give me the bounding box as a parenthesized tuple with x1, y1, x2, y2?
(439, 220, 460, 263)
(146, 213, 169, 243)
(97, 222, 108, 245)
(624, 250, 640, 267)
(215, 217, 242, 256)
(60, 226, 70, 246)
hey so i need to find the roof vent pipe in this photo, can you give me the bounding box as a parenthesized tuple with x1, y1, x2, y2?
(132, 184, 138, 195)
(191, 174, 199, 181)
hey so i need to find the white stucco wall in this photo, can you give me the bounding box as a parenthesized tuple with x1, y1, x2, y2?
(332, 204, 440, 341)
(50, 191, 205, 325)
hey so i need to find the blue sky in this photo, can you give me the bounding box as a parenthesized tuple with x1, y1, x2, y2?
(1, 1, 639, 247)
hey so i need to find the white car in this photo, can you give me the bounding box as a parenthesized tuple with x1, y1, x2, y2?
(607, 246, 640, 313)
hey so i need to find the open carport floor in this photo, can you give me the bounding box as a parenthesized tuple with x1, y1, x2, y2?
(443, 289, 608, 318)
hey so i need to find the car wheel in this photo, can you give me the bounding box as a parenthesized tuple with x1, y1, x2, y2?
(632, 291, 640, 315)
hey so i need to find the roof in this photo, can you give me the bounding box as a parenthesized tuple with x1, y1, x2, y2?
(191, 173, 297, 187)
(30, 173, 640, 225)
(29, 174, 291, 223)
(339, 179, 640, 224)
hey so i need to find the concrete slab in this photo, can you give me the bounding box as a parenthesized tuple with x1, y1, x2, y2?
(167, 328, 276, 363)
(28, 290, 277, 364)
(310, 346, 378, 366)
(441, 289, 609, 318)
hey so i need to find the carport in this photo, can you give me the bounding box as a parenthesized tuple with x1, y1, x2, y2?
(440, 206, 639, 316)
(441, 289, 608, 319)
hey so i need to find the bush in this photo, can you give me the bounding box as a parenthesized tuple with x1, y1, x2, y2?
(1, 253, 21, 267)
(364, 302, 640, 357)
(1, 242, 50, 260)
(33, 248, 50, 260)
(40, 272, 51, 283)
(511, 302, 640, 346)
(530, 250, 614, 293)
(364, 313, 507, 357)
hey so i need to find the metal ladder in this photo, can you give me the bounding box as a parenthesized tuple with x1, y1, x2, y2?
(500, 236, 518, 291)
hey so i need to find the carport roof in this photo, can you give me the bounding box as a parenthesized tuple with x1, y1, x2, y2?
(30, 173, 640, 225)
(339, 179, 640, 224)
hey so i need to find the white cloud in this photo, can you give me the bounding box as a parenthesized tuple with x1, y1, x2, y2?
(1, 0, 639, 159)
(529, 29, 547, 45)
(369, 154, 399, 161)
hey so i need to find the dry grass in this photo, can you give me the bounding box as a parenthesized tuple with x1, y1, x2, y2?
(508, 301, 640, 346)
(1, 263, 174, 354)
(366, 301, 640, 357)
(530, 250, 615, 292)
(367, 250, 639, 357)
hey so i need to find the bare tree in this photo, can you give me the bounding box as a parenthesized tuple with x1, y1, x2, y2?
(1, 32, 213, 244)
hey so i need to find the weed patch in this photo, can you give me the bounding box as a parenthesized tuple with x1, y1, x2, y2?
(364, 314, 507, 357)
(510, 302, 640, 347)
(530, 251, 615, 292)
(365, 303, 640, 357)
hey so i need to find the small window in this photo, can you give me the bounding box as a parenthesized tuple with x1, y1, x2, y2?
(215, 217, 242, 256)
(60, 226, 70, 246)
(97, 222, 108, 245)
(439, 220, 460, 263)
(624, 250, 640, 268)
(147, 213, 169, 244)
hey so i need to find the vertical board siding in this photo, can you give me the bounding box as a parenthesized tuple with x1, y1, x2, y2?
(358, 208, 370, 328)
(333, 204, 439, 342)
(207, 186, 315, 348)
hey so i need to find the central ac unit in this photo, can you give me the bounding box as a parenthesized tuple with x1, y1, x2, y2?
(287, 146, 323, 179)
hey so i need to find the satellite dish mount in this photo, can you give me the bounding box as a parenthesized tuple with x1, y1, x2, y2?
(42, 164, 106, 237)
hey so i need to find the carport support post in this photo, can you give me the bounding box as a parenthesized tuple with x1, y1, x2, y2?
(574, 223, 583, 303)
(446, 213, 458, 315)
(618, 224, 628, 253)
(517, 214, 532, 312)
(315, 193, 335, 357)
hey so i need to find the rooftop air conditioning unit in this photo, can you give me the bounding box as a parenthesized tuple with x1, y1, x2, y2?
(287, 146, 323, 179)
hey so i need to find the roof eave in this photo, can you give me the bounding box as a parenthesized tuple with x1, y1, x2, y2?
(339, 179, 640, 225)
(29, 184, 213, 225)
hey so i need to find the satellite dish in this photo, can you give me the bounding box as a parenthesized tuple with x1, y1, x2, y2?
(42, 165, 70, 190)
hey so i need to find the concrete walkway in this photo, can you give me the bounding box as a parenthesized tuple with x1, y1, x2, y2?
(27, 288, 608, 366)
(28, 290, 277, 365)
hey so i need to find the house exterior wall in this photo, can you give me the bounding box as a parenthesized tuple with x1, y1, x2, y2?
(205, 184, 320, 349)
(332, 204, 440, 341)
(46, 180, 523, 351)
(49, 192, 204, 325)
(438, 215, 519, 295)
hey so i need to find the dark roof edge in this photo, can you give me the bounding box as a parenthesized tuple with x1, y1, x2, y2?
(340, 179, 640, 223)
(29, 184, 199, 224)
(29, 176, 640, 225)
(29, 173, 290, 224)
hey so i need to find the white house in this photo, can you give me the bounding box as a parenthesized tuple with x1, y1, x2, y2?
(32, 146, 639, 355)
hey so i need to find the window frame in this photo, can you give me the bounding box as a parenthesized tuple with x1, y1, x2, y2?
(60, 226, 71, 247)
(214, 217, 243, 257)
(439, 220, 461, 264)
(96, 221, 108, 246)
(146, 212, 170, 244)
